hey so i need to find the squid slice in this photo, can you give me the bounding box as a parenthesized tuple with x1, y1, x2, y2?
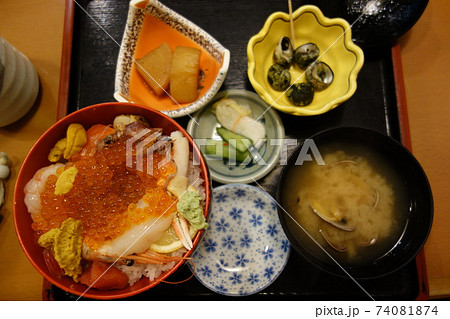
(84, 213, 174, 259)
(170, 131, 189, 178)
(166, 131, 189, 198)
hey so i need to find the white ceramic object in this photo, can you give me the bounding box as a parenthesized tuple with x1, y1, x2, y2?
(190, 184, 290, 296)
(187, 89, 285, 184)
(114, 0, 230, 118)
(0, 36, 39, 127)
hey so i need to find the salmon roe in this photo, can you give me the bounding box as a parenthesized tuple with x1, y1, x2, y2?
(32, 131, 178, 249)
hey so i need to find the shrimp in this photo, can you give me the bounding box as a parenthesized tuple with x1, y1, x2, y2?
(24, 163, 65, 217)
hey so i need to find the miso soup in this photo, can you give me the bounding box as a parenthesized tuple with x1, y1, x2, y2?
(282, 141, 409, 266)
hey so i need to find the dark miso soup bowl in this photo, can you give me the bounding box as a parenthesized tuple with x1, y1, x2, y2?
(276, 127, 433, 280)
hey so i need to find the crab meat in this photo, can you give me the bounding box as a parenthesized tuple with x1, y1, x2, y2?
(166, 131, 194, 250)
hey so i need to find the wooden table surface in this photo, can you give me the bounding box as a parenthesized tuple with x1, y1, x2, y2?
(398, 0, 450, 299)
(0, 0, 449, 300)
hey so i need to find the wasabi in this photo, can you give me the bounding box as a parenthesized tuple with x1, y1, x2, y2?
(177, 191, 208, 231)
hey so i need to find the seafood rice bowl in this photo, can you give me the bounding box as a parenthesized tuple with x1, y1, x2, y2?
(14, 103, 211, 299)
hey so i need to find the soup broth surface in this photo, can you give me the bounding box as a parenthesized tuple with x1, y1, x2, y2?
(282, 141, 409, 266)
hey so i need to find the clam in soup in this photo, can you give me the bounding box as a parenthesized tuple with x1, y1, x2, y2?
(282, 142, 409, 266)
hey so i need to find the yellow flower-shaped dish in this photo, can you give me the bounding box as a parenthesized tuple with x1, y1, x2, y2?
(247, 5, 364, 116)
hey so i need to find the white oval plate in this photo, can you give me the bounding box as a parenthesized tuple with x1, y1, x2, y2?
(189, 184, 290, 296)
(187, 89, 285, 184)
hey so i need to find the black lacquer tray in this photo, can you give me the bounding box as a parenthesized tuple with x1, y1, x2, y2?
(48, 0, 427, 300)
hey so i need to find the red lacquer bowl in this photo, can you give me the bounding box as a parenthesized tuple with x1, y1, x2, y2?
(13, 102, 211, 299)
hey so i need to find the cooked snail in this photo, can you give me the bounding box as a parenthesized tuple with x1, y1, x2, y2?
(273, 36, 294, 67)
(286, 82, 314, 106)
(294, 43, 320, 68)
(306, 61, 334, 90)
(267, 64, 291, 91)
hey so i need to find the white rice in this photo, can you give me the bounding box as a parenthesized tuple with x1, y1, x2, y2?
(116, 248, 187, 286)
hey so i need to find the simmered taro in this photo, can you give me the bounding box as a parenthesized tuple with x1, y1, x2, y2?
(306, 61, 334, 90)
(273, 37, 294, 67)
(286, 83, 314, 106)
(267, 64, 291, 91)
(294, 43, 319, 68)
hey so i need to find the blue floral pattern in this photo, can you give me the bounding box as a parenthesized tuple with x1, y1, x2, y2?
(204, 239, 218, 253)
(190, 184, 290, 296)
(240, 234, 252, 248)
(253, 198, 266, 210)
(266, 224, 279, 237)
(234, 189, 246, 198)
(281, 240, 290, 253)
(216, 193, 229, 203)
(262, 247, 274, 260)
(249, 214, 263, 227)
(235, 253, 249, 267)
(229, 207, 243, 220)
(270, 201, 277, 211)
(263, 267, 275, 280)
(199, 265, 212, 278)
(215, 284, 228, 293)
(215, 218, 230, 233)
(229, 273, 243, 285)
(221, 235, 236, 249)
(247, 273, 260, 285)
(216, 259, 229, 273)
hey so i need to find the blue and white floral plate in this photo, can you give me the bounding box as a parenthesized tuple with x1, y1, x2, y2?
(189, 184, 290, 296)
